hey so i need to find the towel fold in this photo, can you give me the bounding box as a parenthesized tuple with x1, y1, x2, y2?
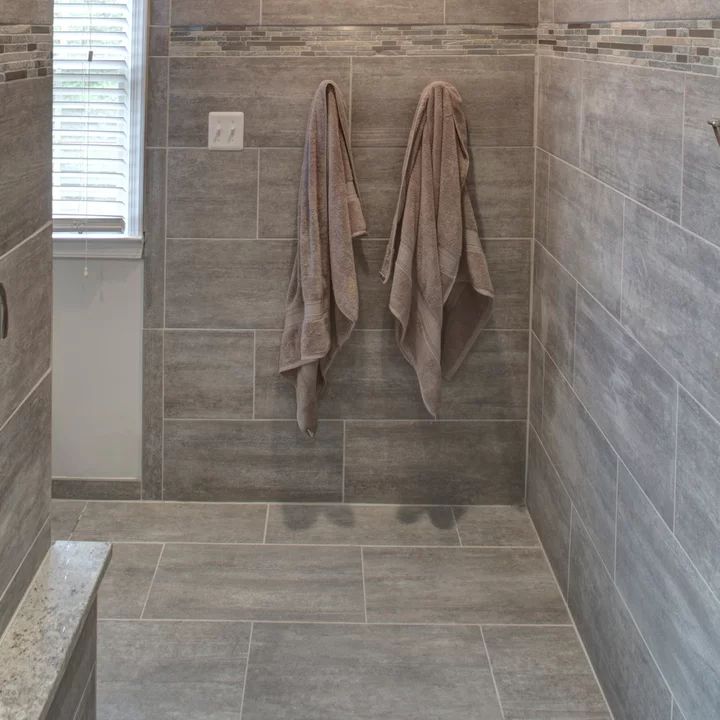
(380, 81, 494, 417)
(279, 80, 367, 437)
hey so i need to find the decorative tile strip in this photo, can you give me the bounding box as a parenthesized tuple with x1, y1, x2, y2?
(538, 20, 720, 75)
(0, 25, 53, 83)
(169, 24, 538, 57)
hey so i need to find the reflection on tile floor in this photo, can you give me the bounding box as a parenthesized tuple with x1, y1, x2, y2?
(51, 500, 610, 720)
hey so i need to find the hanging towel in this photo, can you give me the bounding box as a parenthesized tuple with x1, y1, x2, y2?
(380, 81, 494, 417)
(279, 80, 367, 437)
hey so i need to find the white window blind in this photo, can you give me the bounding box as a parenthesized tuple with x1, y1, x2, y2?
(52, 0, 145, 254)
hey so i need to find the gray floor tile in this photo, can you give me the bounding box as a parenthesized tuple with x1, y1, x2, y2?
(98, 543, 163, 619)
(98, 619, 250, 720)
(72, 502, 267, 544)
(454, 506, 539, 547)
(483, 625, 611, 719)
(363, 547, 569, 624)
(143, 543, 365, 621)
(265, 504, 459, 546)
(242, 623, 503, 720)
(51, 500, 86, 542)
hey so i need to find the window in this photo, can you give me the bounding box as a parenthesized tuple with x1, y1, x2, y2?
(52, 0, 146, 258)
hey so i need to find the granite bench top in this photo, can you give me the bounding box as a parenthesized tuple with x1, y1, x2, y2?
(0, 541, 111, 720)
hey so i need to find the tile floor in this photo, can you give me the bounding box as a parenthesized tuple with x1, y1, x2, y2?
(51, 500, 612, 720)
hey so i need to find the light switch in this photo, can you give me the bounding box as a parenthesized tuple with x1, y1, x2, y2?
(208, 112, 245, 150)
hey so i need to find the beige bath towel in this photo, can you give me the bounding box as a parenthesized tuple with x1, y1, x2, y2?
(380, 81, 494, 417)
(279, 80, 367, 437)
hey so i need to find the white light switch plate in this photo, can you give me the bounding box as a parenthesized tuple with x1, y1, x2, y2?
(208, 112, 244, 150)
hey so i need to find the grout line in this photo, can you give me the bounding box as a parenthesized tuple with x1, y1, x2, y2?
(619, 198, 626, 325)
(449, 507, 463, 546)
(613, 458, 619, 581)
(99, 617, 575, 628)
(341, 421, 346, 503)
(262, 504, 270, 543)
(480, 625, 507, 720)
(139, 543, 165, 619)
(238, 621, 254, 719)
(76, 540, 541, 549)
(679, 74, 687, 227)
(252, 330, 257, 420)
(0, 221, 52, 263)
(162, 417, 526, 424)
(566, 505, 573, 598)
(67, 501, 89, 540)
(255, 148, 261, 240)
(571, 280, 578, 385)
(672, 383, 679, 534)
(360, 547, 368, 623)
(0, 369, 51, 436)
(71, 663, 96, 720)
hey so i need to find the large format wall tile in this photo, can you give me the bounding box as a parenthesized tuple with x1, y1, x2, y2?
(0, 0, 52, 22)
(0, 79, 51, 258)
(526, 430, 571, 594)
(163, 419, 343, 501)
(483, 626, 610, 719)
(353, 147, 405, 238)
(141, 330, 163, 500)
(484, 238, 532, 330)
(532, 243, 576, 379)
(165, 239, 294, 329)
(682, 76, 720, 246)
(537, 57, 582, 165)
(553, 0, 628, 22)
(363, 546, 569, 624)
(622, 202, 720, 421)
(351, 56, 534, 148)
(468, 147, 534, 239)
(568, 514, 672, 720)
(529, 332, 544, 431)
(0, 378, 51, 625)
(546, 157, 624, 317)
(164, 331, 254, 419)
(0, 228, 52, 428)
(446, 0, 537, 23)
(675, 391, 720, 597)
(629, 0, 720, 19)
(344, 420, 526, 504)
(166, 150, 258, 239)
(542, 358, 618, 572)
(616, 466, 720, 720)
(143, 149, 166, 328)
(242, 624, 502, 720)
(144, 543, 365, 621)
(255, 330, 527, 421)
(581, 62, 684, 222)
(168, 57, 351, 147)
(258, 148, 303, 239)
(145, 57, 167, 148)
(263, 0, 444, 24)
(574, 288, 677, 525)
(171, 0, 260, 24)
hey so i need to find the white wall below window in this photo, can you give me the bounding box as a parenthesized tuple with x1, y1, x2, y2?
(52, 258, 143, 481)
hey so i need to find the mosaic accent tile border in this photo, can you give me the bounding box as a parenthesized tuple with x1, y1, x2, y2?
(0, 25, 52, 83)
(169, 24, 538, 57)
(538, 20, 720, 75)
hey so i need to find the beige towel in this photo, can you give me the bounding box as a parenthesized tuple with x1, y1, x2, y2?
(279, 80, 367, 437)
(380, 81, 494, 417)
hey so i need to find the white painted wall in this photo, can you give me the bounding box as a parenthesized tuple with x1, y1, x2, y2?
(52, 258, 143, 480)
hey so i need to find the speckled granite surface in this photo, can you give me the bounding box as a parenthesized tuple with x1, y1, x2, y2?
(0, 541, 111, 720)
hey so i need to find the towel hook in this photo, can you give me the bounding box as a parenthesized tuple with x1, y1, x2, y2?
(710, 119, 720, 147)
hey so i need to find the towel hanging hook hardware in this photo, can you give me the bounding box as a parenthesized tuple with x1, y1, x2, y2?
(709, 119, 720, 147)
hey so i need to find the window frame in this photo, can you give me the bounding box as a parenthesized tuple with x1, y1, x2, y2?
(52, 0, 148, 260)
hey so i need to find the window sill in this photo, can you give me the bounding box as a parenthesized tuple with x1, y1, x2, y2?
(52, 234, 145, 260)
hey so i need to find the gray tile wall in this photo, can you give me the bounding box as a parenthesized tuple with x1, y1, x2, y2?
(531, 30, 720, 720)
(138, 0, 536, 504)
(0, 16, 52, 636)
